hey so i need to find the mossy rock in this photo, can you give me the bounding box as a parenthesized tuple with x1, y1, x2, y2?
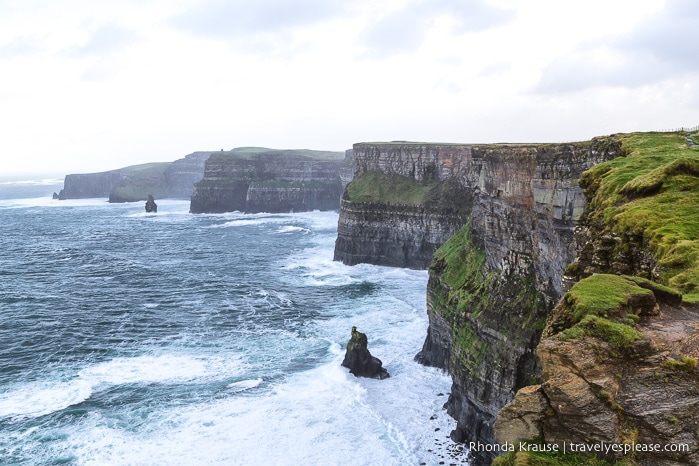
(545, 274, 665, 352)
(578, 132, 699, 302)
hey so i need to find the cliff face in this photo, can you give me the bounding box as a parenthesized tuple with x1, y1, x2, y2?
(333, 139, 622, 463)
(58, 171, 126, 199)
(334, 144, 475, 269)
(58, 152, 211, 202)
(495, 279, 699, 466)
(493, 132, 699, 465)
(189, 148, 351, 214)
(163, 152, 214, 199)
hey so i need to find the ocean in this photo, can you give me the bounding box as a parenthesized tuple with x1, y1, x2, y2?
(0, 179, 466, 465)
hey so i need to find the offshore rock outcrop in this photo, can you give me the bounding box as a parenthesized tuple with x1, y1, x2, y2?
(189, 148, 352, 214)
(333, 139, 622, 464)
(341, 327, 390, 379)
(145, 194, 157, 213)
(58, 152, 212, 202)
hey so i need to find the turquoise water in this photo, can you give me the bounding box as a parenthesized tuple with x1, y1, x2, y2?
(0, 180, 462, 465)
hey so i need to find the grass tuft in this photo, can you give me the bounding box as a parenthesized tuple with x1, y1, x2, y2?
(579, 132, 699, 302)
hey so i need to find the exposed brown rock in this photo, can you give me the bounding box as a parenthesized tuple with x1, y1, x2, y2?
(495, 301, 699, 465)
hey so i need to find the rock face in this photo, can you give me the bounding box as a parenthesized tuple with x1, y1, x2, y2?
(58, 152, 212, 202)
(145, 195, 157, 213)
(163, 152, 215, 199)
(341, 327, 390, 379)
(333, 138, 622, 463)
(492, 132, 699, 465)
(495, 285, 699, 465)
(189, 148, 352, 214)
(334, 143, 474, 269)
(58, 170, 129, 200)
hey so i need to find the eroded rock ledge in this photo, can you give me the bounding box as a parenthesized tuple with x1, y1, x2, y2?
(492, 131, 699, 465)
(495, 277, 699, 465)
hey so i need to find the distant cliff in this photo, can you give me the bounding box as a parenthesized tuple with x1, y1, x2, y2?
(58, 152, 212, 202)
(189, 148, 352, 214)
(334, 144, 473, 269)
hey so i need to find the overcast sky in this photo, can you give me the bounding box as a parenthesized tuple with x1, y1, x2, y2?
(1, 0, 697, 177)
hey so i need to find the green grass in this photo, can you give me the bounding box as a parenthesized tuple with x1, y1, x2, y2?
(109, 163, 169, 202)
(564, 274, 654, 322)
(662, 356, 697, 371)
(345, 170, 440, 205)
(570, 314, 643, 351)
(432, 222, 486, 291)
(579, 132, 699, 302)
(118, 162, 170, 173)
(208, 147, 344, 162)
(550, 274, 653, 352)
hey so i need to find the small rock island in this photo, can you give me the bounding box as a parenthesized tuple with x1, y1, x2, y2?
(341, 326, 389, 379)
(145, 194, 157, 213)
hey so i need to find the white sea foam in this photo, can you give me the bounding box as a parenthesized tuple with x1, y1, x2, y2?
(0, 353, 245, 421)
(0, 197, 111, 209)
(48, 353, 457, 466)
(0, 379, 93, 419)
(276, 225, 310, 234)
(124, 200, 191, 218)
(78, 353, 245, 386)
(41, 265, 461, 465)
(226, 378, 263, 392)
(0, 178, 63, 186)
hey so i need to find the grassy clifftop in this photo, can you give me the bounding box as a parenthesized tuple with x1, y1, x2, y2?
(206, 147, 345, 162)
(579, 131, 699, 302)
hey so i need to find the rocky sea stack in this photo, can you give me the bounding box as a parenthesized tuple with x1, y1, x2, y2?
(341, 327, 390, 379)
(145, 194, 157, 213)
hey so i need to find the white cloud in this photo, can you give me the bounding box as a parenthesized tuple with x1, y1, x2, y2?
(535, 0, 699, 93)
(359, 0, 514, 58)
(0, 0, 697, 177)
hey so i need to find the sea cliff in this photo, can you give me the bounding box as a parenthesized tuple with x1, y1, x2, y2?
(189, 148, 352, 214)
(58, 151, 212, 202)
(334, 143, 474, 269)
(333, 138, 623, 463)
(493, 132, 699, 465)
(335, 132, 699, 464)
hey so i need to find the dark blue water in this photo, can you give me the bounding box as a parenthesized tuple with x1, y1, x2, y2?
(0, 180, 458, 465)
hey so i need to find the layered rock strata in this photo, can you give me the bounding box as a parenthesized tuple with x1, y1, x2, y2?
(189, 148, 351, 214)
(334, 143, 475, 269)
(493, 132, 699, 465)
(495, 278, 699, 465)
(333, 139, 622, 464)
